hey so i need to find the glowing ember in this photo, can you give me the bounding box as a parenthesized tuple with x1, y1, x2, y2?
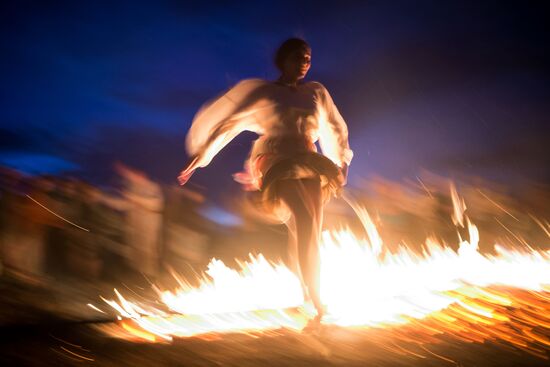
(95, 187, 550, 357)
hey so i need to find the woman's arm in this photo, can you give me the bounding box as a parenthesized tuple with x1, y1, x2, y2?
(180, 79, 267, 185)
(316, 84, 353, 174)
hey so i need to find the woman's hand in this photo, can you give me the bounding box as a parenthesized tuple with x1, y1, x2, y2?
(178, 156, 199, 186)
(177, 169, 195, 186)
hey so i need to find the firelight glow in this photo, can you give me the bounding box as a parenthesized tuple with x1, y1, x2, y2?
(96, 187, 549, 355)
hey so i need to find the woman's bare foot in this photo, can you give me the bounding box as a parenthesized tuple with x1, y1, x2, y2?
(303, 307, 326, 333)
(314, 303, 327, 322)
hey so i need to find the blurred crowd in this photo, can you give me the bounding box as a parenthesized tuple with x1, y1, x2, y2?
(350, 172, 549, 253)
(1, 163, 548, 290)
(0, 164, 212, 287)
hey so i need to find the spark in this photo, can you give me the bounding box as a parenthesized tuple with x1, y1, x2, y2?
(477, 189, 519, 222)
(418, 344, 456, 364)
(87, 303, 106, 314)
(26, 194, 89, 232)
(50, 347, 83, 363)
(416, 176, 433, 198)
(59, 346, 94, 361)
(494, 217, 529, 247)
(529, 214, 550, 238)
(49, 334, 88, 350)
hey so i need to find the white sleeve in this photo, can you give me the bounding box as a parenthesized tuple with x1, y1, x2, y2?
(317, 84, 353, 167)
(185, 79, 267, 168)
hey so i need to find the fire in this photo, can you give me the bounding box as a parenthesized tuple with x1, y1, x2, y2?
(95, 187, 550, 356)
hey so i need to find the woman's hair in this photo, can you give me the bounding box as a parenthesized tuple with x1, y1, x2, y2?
(274, 38, 310, 71)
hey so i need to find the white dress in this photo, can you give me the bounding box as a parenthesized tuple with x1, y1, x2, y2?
(186, 79, 353, 218)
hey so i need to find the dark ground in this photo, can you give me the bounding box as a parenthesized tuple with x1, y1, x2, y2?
(1, 317, 549, 366)
(0, 277, 548, 367)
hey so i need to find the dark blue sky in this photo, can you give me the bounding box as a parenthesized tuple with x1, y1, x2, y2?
(1, 1, 549, 195)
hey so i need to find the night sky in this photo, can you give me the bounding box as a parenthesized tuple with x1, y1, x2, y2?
(1, 1, 549, 196)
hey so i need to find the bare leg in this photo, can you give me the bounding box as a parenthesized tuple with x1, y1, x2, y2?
(285, 214, 310, 302)
(278, 178, 324, 318)
(284, 216, 301, 283)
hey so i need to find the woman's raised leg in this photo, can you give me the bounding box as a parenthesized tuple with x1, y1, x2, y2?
(278, 178, 324, 318)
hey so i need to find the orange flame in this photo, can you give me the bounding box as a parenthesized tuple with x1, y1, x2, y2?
(94, 186, 550, 358)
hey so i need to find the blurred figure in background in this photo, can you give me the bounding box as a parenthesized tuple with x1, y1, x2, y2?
(63, 181, 103, 280)
(162, 186, 209, 278)
(92, 186, 129, 280)
(45, 177, 81, 278)
(114, 163, 164, 278)
(0, 168, 21, 274)
(1, 176, 54, 286)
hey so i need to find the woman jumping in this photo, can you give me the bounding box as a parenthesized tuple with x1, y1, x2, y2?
(178, 38, 353, 320)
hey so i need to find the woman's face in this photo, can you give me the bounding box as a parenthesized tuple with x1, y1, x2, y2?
(282, 46, 311, 80)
